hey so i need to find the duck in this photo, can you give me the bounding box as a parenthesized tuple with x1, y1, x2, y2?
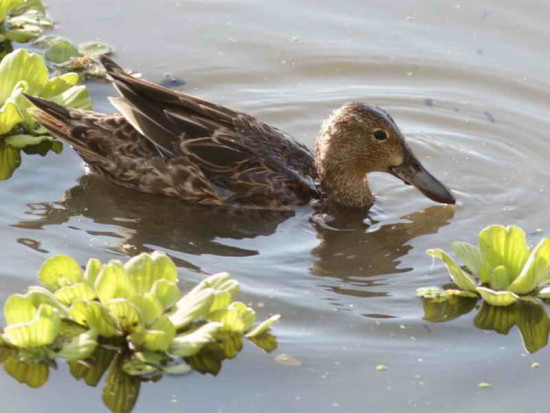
(25, 56, 455, 211)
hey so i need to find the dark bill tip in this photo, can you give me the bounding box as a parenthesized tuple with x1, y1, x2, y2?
(389, 159, 456, 205)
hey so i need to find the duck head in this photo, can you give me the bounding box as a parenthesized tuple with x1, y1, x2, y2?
(314, 102, 455, 209)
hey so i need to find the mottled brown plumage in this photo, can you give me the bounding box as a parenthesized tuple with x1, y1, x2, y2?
(25, 56, 455, 210)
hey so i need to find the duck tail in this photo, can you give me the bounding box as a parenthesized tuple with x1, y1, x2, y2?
(24, 93, 76, 135)
(23, 94, 103, 161)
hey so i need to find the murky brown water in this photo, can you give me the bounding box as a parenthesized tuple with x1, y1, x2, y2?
(1, 0, 550, 411)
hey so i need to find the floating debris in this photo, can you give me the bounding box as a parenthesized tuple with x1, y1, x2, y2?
(275, 354, 302, 367)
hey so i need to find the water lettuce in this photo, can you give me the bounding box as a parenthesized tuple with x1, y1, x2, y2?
(0, 48, 92, 179)
(421, 225, 550, 306)
(42, 37, 113, 78)
(0, 0, 52, 59)
(0, 251, 280, 393)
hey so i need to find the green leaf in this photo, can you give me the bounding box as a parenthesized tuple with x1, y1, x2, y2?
(427, 249, 477, 292)
(162, 363, 192, 375)
(169, 287, 215, 329)
(209, 290, 232, 312)
(228, 302, 256, 331)
(129, 293, 163, 327)
(3, 357, 49, 388)
(189, 272, 239, 298)
(48, 85, 92, 110)
(416, 286, 445, 299)
(169, 322, 222, 357)
(246, 314, 281, 337)
(129, 316, 176, 352)
(84, 258, 102, 287)
(78, 41, 113, 57)
(5, 134, 53, 149)
(4, 304, 61, 348)
(4, 294, 36, 324)
(142, 315, 175, 351)
(0, 139, 21, 180)
(45, 40, 81, 63)
(478, 225, 530, 285)
(0, 49, 48, 102)
(508, 239, 550, 294)
(487, 264, 510, 291)
(416, 287, 477, 300)
(38, 254, 83, 291)
(40, 72, 80, 98)
(249, 332, 278, 353)
(0, 0, 22, 24)
(124, 251, 178, 294)
(0, 98, 23, 134)
(21, 137, 62, 156)
(121, 358, 158, 376)
(54, 282, 96, 306)
(94, 260, 135, 302)
(4, 26, 42, 43)
(9, 0, 46, 16)
(26, 286, 69, 316)
(150, 279, 180, 310)
(452, 242, 483, 276)
(105, 299, 141, 333)
(476, 287, 518, 307)
(58, 319, 88, 338)
(524, 239, 550, 285)
(56, 329, 97, 360)
(69, 300, 120, 338)
(137, 330, 170, 352)
(208, 309, 246, 333)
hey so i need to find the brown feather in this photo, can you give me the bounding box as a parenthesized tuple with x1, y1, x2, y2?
(23, 57, 320, 209)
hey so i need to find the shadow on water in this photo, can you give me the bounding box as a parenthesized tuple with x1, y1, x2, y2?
(13, 174, 295, 269)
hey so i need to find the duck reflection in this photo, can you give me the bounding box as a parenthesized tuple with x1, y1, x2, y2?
(310, 206, 454, 297)
(14, 174, 454, 295)
(14, 174, 295, 264)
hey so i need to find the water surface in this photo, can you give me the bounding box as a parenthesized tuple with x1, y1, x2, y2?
(1, 0, 550, 411)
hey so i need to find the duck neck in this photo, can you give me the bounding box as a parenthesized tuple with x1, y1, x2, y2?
(315, 162, 375, 209)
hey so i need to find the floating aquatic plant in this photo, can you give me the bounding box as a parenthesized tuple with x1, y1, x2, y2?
(0, 0, 53, 59)
(38, 36, 113, 79)
(418, 225, 550, 306)
(0, 48, 92, 179)
(0, 251, 280, 411)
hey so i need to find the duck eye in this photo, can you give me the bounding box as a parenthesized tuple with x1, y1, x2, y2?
(373, 129, 388, 141)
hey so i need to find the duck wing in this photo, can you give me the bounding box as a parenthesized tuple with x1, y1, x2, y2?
(101, 56, 319, 207)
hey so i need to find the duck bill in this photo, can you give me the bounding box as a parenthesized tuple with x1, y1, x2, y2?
(388, 147, 456, 205)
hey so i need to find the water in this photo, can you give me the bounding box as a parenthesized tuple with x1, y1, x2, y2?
(1, 0, 550, 411)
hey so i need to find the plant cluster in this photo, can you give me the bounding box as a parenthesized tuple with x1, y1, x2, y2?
(0, 251, 280, 391)
(418, 225, 550, 306)
(0, 0, 53, 58)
